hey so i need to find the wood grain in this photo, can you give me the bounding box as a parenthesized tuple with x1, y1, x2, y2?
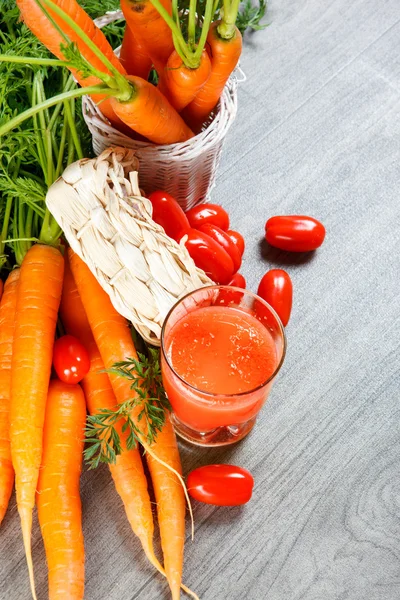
(1, 0, 400, 598)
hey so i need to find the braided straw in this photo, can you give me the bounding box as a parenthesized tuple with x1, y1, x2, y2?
(82, 11, 239, 211)
(46, 147, 212, 345)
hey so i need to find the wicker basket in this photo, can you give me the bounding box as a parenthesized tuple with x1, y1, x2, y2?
(82, 11, 240, 211)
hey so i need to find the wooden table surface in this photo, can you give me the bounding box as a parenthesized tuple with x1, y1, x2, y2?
(2, 0, 400, 598)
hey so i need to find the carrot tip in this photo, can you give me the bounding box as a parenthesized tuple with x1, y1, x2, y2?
(19, 507, 37, 600)
(181, 584, 201, 600)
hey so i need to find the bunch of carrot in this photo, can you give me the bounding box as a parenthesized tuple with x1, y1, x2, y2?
(9, 0, 243, 143)
(0, 243, 196, 600)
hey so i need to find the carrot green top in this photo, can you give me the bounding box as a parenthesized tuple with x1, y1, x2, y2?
(149, 0, 215, 69)
(218, 0, 241, 39)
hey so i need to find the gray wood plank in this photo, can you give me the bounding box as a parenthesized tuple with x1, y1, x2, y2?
(1, 0, 400, 598)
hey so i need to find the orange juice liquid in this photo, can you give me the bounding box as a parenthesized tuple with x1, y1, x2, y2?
(162, 305, 278, 431)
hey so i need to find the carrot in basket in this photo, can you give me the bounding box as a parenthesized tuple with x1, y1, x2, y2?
(120, 24, 152, 80)
(184, 19, 242, 129)
(10, 244, 64, 600)
(120, 0, 174, 74)
(68, 250, 189, 600)
(5, 0, 194, 144)
(16, 0, 126, 129)
(163, 50, 211, 112)
(37, 380, 86, 600)
(59, 255, 164, 576)
(109, 75, 194, 143)
(149, 0, 214, 111)
(0, 270, 20, 525)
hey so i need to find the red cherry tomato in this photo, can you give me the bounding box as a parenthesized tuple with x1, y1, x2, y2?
(257, 269, 293, 326)
(265, 215, 325, 252)
(187, 464, 254, 506)
(184, 229, 234, 284)
(148, 190, 190, 242)
(186, 203, 230, 231)
(215, 273, 246, 305)
(198, 223, 242, 272)
(228, 272, 246, 288)
(227, 230, 245, 256)
(53, 335, 90, 384)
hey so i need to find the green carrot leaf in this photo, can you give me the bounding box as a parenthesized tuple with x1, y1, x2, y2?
(83, 347, 170, 468)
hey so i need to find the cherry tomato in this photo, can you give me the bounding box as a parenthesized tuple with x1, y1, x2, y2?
(53, 335, 90, 384)
(148, 190, 190, 242)
(187, 464, 254, 506)
(198, 223, 242, 272)
(265, 215, 325, 252)
(227, 230, 245, 256)
(228, 272, 246, 288)
(184, 229, 234, 284)
(215, 273, 246, 305)
(257, 269, 293, 326)
(186, 203, 230, 231)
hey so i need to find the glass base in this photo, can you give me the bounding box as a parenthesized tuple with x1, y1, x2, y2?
(171, 413, 257, 447)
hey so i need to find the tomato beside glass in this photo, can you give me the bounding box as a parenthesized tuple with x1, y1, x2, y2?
(215, 273, 246, 305)
(227, 230, 245, 256)
(265, 215, 325, 252)
(257, 269, 293, 327)
(228, 272, 246, 288)
(186, 203, 230, 231)
(184, 229, 234, 284)
(187, 464, 254, 506)
(148, 190, 190, 242)
(198, 223, 242, 272)
(53, 335, 90, 384)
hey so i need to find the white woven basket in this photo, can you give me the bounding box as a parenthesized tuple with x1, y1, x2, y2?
(46, 147, 212, 345)
(82, 11, 239, 211)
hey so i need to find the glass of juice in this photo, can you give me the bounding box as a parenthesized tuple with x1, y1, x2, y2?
(161, 286, 286, 446)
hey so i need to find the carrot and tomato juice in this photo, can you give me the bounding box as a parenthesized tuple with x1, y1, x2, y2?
(162, 305, 278, 432)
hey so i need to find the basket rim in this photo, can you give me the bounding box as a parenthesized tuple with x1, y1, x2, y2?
(83, 74, 238, 153)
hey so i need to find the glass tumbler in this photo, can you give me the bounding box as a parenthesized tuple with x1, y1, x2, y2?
(161, 286, 286, 446)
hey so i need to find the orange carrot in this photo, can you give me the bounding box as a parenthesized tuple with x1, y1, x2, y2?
(120, 24, 153, 80)
(16, 0, 192, 143)
(110, 75, 194, 144)
(16, 0, 126, 129)
(164, 49, 212, 112)
(0, 279, 3, 301)
(184, 21, 242, 129)
(59, 255, 164, 575)
(68, 250, 187, 600)
(120, 0, 174, 74)
(0, 270, 19, 525)
(10, 244, 64, 599)
(146, 414, 186, 597)
(37, 380, 86, 600)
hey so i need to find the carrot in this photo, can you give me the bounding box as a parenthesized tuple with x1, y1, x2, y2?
(0, 279, 3, 301)
(10, 244, 64, 600)
(146, 414, 186, 597)
(164, 49, 211, 112)
(120, 0, 174, 74)
(14, 0, 193, 144)
(68, 250, 187, 600)
(16, 0, 126, 129)
(120, 24, 153, 80)
(184, 20, 242, 129)
(0, 270, 20, 525)
(110, 75, 194, 144)
(59, 255, 164, 576)
(37, 380, 86, 600)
